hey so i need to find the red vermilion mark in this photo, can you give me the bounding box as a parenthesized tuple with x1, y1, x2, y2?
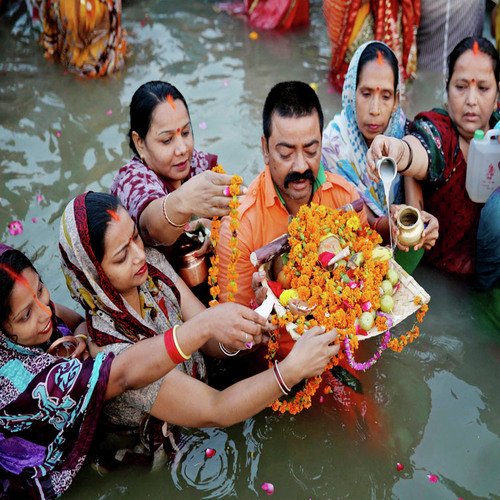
(107, 209, 120, 221)
(376, 86, 380, 91)
(176, 128, 181, 135)
(376, 50, 383, 65)
(0, 264, 52, 317)
(473, 40, 479, 55)
(166, 94, 176, 110)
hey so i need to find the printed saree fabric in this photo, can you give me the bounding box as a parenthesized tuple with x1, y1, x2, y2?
(25, 0, 126, 77)
(322, 41, 407, 216)
(59, 193, 205, 376)
(410, 108, 500, 275)
(323, 0, 420, 92)
(0, 247, 112, 498)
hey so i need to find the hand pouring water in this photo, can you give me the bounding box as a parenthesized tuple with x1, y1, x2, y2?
(376, 156, 397, 249)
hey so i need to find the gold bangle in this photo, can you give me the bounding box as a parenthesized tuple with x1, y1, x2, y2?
(162, 193, 189, 228)
(172, 325, 191, 360)
(75, 334, 88, 341)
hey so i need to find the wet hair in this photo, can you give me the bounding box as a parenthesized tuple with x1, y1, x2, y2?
(262, 81, 324, 142)
(85, 192, 121, 263)
(0, 249, 37, 327)
(446, 37, 499, 90)
(356, 42, 399, 93)
(128, 81, 190, 155)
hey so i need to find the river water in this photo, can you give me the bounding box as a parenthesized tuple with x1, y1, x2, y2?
(1, 1, 499, 498)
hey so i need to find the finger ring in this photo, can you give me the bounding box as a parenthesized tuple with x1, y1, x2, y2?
(244, 333, 249, 342)
(245, 341, 254, 350)
(223, 186, 231, 197)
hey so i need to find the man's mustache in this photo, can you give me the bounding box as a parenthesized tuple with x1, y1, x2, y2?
(284, 169, 315, 188)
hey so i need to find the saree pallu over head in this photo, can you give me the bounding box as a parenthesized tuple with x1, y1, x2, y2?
(0, 242, 113, 498)
(322, 41, 406, 216)
(26, 0, 126, 77)
(0, 331, 112, 498)
(59, 193, 185, 348)
(323, 0, 420, 92)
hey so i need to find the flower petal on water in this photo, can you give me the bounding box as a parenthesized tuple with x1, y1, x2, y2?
(8, 220, 23, 235)
(261, 482, 274, 495)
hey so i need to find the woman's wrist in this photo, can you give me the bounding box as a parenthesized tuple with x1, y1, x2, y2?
(162, 191, 191, 229)
(173, 184, 194, 221)
(399, 139, 413, 174)
(277, 356, 301, 389)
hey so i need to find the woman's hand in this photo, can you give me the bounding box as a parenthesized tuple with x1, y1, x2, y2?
(366, 135, 406, 182)
(251, 270, 268, 307)
(281, 327, 340, 382)
(390, 205, 440, 251)
(416, 211, 439, 250)
(71, 336, 90, 361)
(185, 218, 213, 257)
(178, 170, 247, 219)
(202, 302, 266, 351)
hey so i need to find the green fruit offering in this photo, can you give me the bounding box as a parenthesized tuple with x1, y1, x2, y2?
(380, 280, 394, 296)
(380, 294, 394, 313)
(386, 268, 399, 286)
(359, 312, 374, 331)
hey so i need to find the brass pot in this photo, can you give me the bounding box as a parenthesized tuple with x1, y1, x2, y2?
(47, 335, 82, 359)
(178, 250, 208, 288)
(397, 206, 424, 247)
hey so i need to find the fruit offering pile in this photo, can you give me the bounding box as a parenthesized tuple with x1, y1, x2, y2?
(266, 203, 427, 355)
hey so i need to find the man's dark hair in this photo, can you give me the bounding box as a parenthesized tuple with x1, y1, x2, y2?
(262, 81, 324, 142)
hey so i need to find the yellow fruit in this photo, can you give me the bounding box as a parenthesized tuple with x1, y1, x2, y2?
(371, 246, 393, 262)
(279, 289, 299, 307)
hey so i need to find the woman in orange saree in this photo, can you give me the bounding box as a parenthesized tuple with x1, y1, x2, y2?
(26, 0, 126, 77)
(323, 0, 420, 92)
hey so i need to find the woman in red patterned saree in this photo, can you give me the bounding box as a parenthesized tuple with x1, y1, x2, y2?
(323, 0, 420, 92)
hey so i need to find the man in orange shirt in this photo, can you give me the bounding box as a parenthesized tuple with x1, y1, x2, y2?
(217, 81, 367, 326)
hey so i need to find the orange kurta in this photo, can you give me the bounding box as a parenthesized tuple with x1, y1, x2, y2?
(217, 165, 367, 309)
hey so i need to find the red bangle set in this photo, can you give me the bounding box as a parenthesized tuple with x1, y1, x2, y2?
(164, 327, 185, 364)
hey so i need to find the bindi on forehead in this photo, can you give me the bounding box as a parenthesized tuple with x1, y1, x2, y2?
(473, 40, 479, 55)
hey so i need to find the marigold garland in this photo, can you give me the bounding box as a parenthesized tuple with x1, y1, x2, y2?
(208, 164, 242, 306)
(266, 203, 429, 414)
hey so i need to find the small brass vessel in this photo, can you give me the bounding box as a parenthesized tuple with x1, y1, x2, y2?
(174, 224, 210, 288)
(177, 249, 208, 287)
(47, 336, 84, 359)
(396, 206, 424, 247)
